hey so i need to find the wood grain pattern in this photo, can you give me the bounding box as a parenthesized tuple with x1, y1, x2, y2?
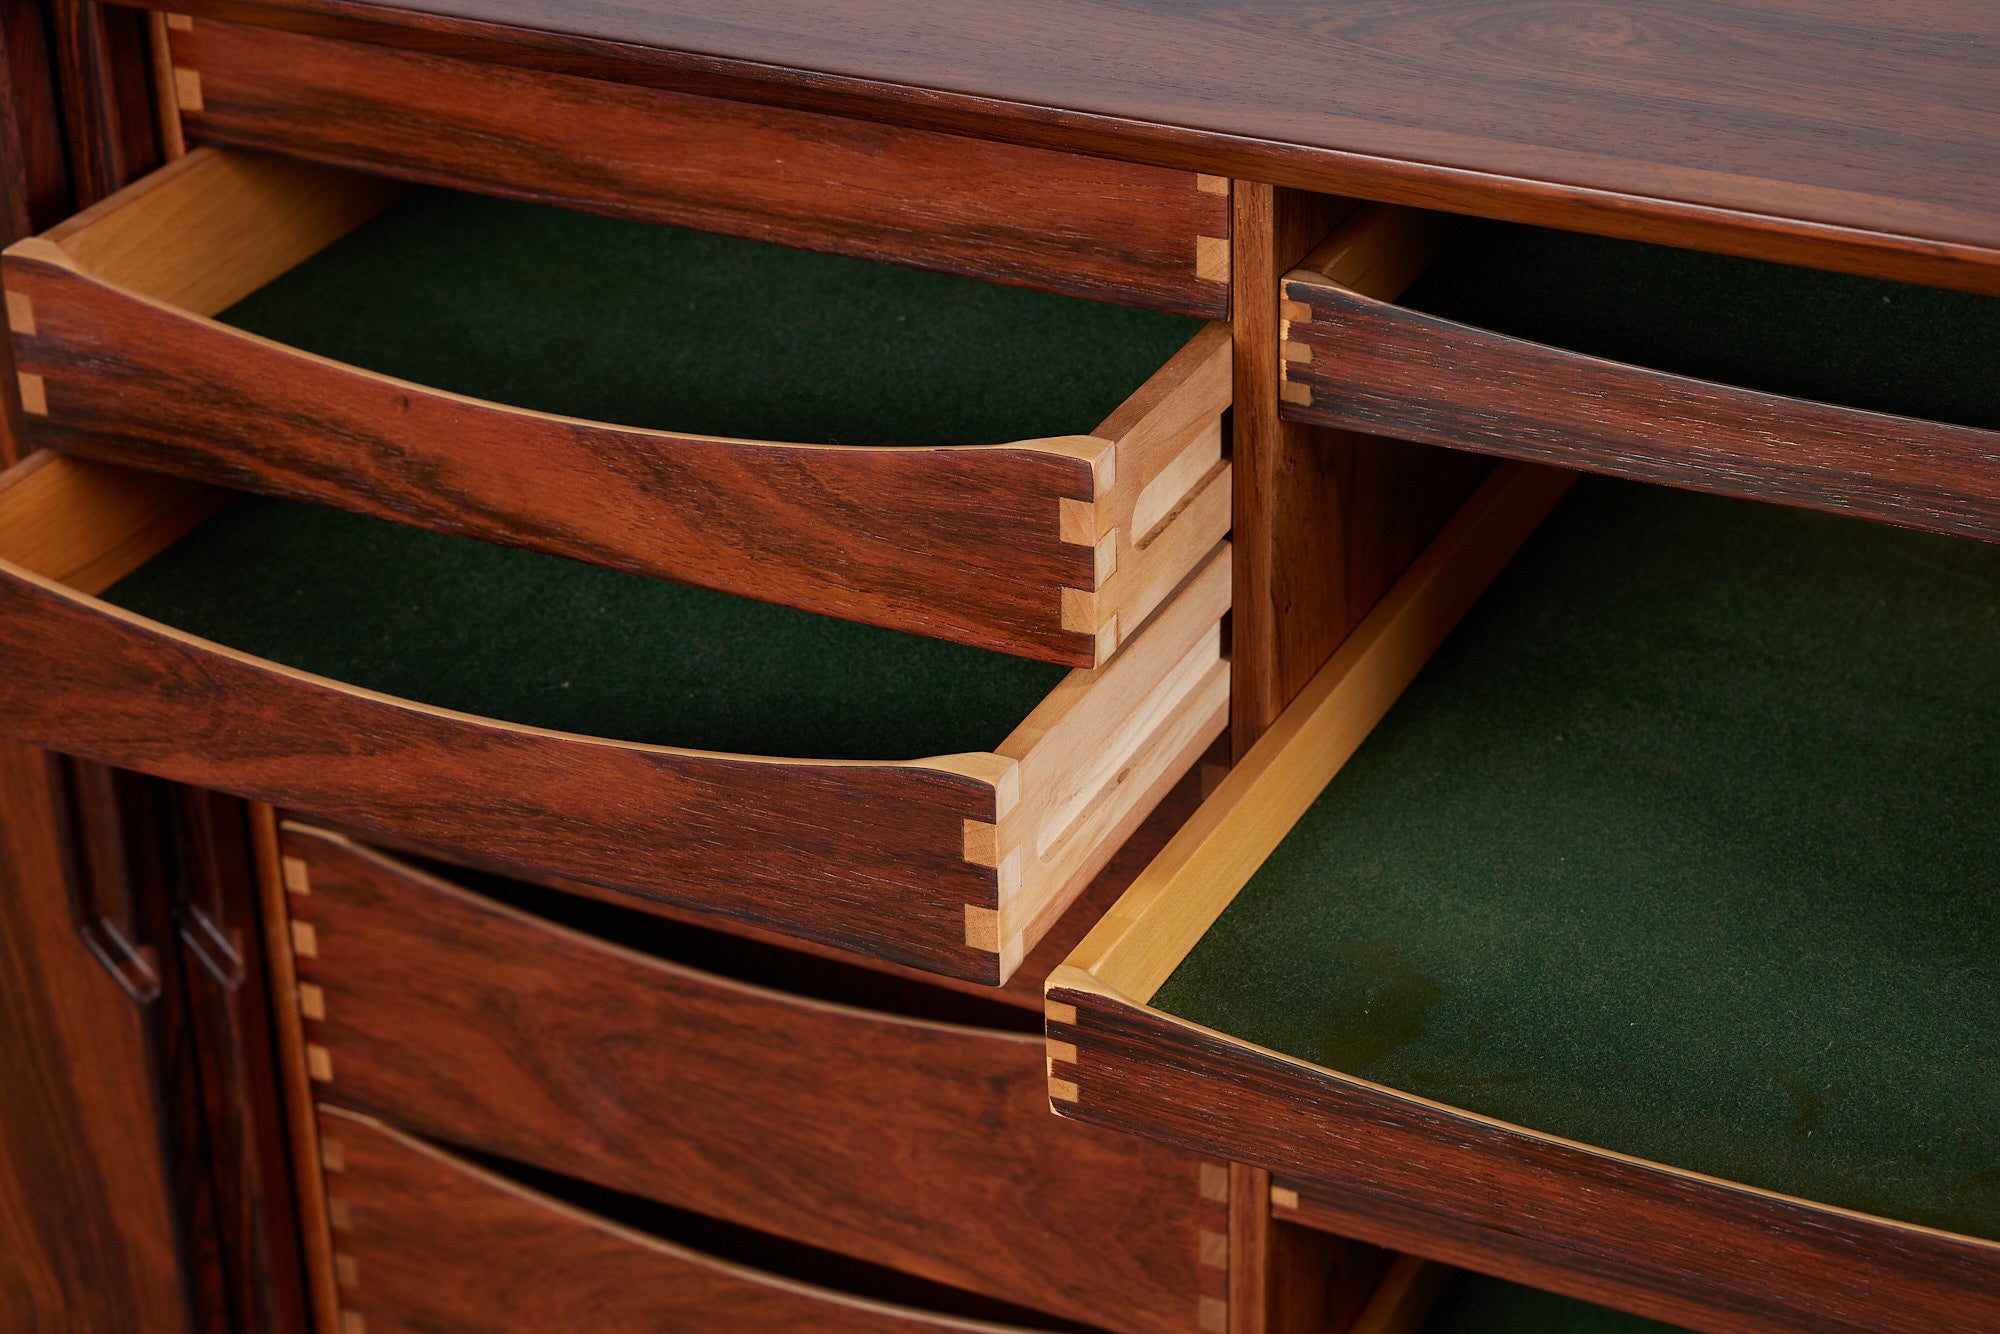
(1281, 272, 2000, 542)
(0, 455, 1224, 982)
(167, 17, 1230, 318)
(0, 741, 189, 1334)
(4, 147, 1233, 665)
(1046, 973, 2000, 1334)
(314, 1106, 1063, 1333)
(1230, 184, 1488, 756)
(116, 0, 2000, 295)
(284, 830, 1213, 1334)
(46, 0, 156, 208)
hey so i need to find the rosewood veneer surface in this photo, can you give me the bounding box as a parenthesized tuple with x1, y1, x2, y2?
(1281, 219, 2000, 540)
(129, 0, 2000, 293)
(314, 1107, 1086, 1333)
(288, 830, 1219, 1334)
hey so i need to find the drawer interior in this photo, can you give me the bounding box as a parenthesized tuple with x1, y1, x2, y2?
(1401, 220, 2000, 429)
(1151, 475, 2000, 1240)
(216, 185, 1205, 448)
(1422, 1271, 1675, 1333)
(99, 493, 1069, 760)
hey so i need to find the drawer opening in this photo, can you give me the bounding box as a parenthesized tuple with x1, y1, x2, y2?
(4, 147, 1234, 665)
(1145, 474, 2000, 1245)
(371, 837, 1044, 1036)
(439, 1138, 1104, 1332)
(318, 1107, 1101, 1333)
(1399, 219, 1999, 432)
(1280, 204, 2000, 541)
(101, 488, 1070, 762)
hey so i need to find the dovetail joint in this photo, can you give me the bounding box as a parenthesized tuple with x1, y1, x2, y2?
(16, 372, 45, 416)
(281, 854, 311, 895)
(1198, 1161, 1230, 1202)
(1048, 1075, 1079, 1103)
(334, 1251, 360, 1289)
(1279, 380, 1314, 407)
(1046, 1000, 1077, 1026)
(1271, 1185, 1301, 1211)
(306, 1043, 333, 1083)
(320, 1137, 345, 1173)
(290, 919, 318, 958)
(1194, 235, 1229, 283)
(298, 981, 326, 1021)
(6, 290, 34, 335)
(338, 1310, 366, 1334)
(172, 67, 203, 113)
(1195, 173, 1229, 195)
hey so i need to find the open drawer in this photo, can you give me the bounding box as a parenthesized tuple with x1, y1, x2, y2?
(2, 146, 1231, 666)
(1280, 205, 2000, 540)
(1049, 463, 2000, 1333)
(285, 827, 1225, 1334)
(315, 1106, 1097, 1333)
(0, 454, 1229, 982)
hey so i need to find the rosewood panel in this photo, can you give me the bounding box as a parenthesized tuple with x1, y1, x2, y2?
(167, 18, 1230, 318)
(314, 1106, 1057, 1333)
(0, 553, 1006, 979)
(118, 0, 2000, 295)
(287, 834, 1214, 1334)
(1280, 275, 2000, 542)
(1045, 974, 2000, 1334)
(4, 245, 1105, 663)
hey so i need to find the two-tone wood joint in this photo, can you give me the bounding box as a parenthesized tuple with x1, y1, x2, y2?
(283, 852, 334, 1082)
(1057, 442, 1124, 662)
(1279, 294, 1314, 408)
(1045, 999, 1080, 1106)
(1194, 175, 1231, 284)
(1196, 1161, 1232, 1333)
(6, 290, 44, 416)
(165, 15, 203, 113)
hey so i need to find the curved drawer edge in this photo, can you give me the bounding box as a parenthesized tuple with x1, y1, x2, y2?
(0, 535, 1007, 980)
(316, 1105, 1064, 1334)
(5, 238, 1117, 665)
(1279, 272, 2000, 543)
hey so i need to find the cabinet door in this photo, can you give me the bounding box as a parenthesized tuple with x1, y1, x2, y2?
(0, 740, 188, 1333)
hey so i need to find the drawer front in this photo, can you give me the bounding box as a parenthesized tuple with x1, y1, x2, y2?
(164, 18, 1231, 319)
(287, 829, 1225, 1334)
(5, 149, 1232, 667)
(1278, 229, 2000, 542)
(0, 453, 1227, 983)
(316, 1106, 1063, 1333)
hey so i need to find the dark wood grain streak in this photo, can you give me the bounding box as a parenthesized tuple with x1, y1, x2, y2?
(114, 0, 2000, 295)
(0, 741, 189, 1334)
(1046, 980, 2000, 1334)
(47, 0, 157, 207)
(290, 832, 1209, 1334)
(3, 250, 1107, 664)
(313, 1106, 1058, 1333)
(0, 559, 1009, 980)
(170, 19, 1229, 319)
(1281, 275, 2000, 542)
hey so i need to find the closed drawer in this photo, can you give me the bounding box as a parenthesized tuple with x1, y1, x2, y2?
(0, 454, 1229, 981)
(162, 17, 1232, 319)
(286, 827, 1227, 1334)
(3, 146, 1231, 665)
(315, 1105, 1090, 1333)
(1279, 204, 2000, 540)
(1051, 463, 2000, 1333)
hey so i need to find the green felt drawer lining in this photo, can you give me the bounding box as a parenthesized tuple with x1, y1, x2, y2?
(1425, 1271, 1682, 1333)
(1401, 220, 1999, 431)
(100, 495, 1068, 761)
(215, 187, 1205, 448)
(1153, 476, 2000, 1243)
